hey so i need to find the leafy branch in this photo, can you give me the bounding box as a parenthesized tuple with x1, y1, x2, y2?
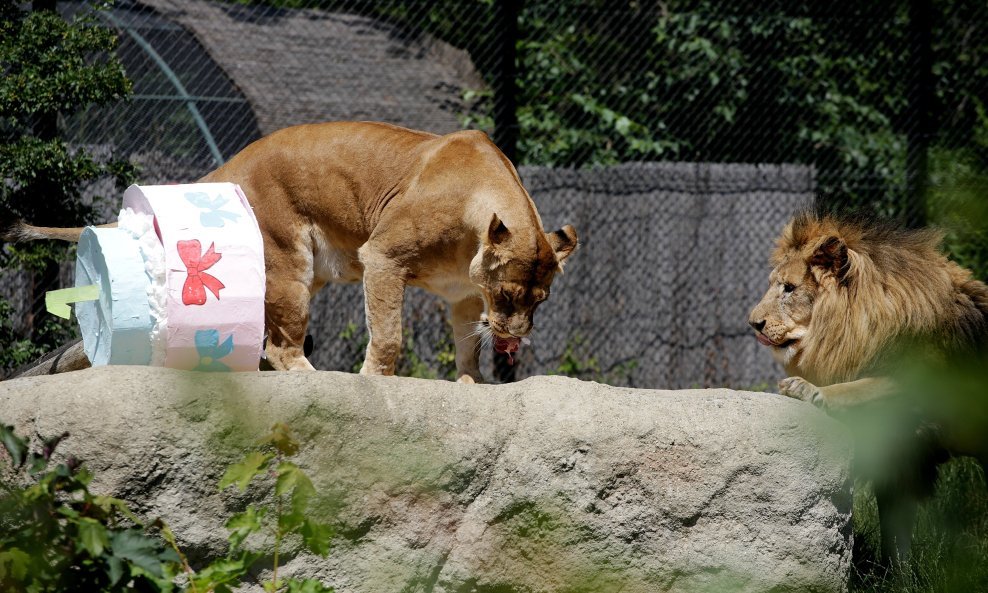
(0, 422, 335, 593)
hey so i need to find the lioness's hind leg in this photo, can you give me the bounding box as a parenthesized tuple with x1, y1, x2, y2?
(450, 296, 484, 384)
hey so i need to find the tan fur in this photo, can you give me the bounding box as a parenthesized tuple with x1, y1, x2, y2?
(6, 122, 578, 381)
(750, 212, 988, 391)
(749, 212, 988, 563)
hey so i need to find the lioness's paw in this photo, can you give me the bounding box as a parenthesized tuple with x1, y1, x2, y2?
(778, 376, 825, 407)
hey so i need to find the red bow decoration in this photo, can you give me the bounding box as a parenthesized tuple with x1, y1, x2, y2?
(178, 239, 225, 306)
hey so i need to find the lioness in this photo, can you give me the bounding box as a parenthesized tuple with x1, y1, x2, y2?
(748, 212, 988, 564)
(7, 122, 578, 381)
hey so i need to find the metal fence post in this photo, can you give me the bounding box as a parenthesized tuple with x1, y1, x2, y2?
(906, 0, 933, 228)
(492, 0, 520, 164)
(31, 0, 58, 142)
(29, 0, 61, 345)
(492, 0, 521, 383)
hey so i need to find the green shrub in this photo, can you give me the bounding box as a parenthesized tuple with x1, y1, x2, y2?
(0, 423, 335, 593)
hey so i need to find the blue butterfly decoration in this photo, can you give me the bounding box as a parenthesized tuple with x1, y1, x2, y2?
(185, 191, 241, 228)
(193, 329, 234, 372)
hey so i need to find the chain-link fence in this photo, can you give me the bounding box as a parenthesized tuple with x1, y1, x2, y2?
(5, 0, 987, 387)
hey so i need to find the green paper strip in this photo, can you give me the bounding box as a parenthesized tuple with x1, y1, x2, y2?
(46, 285, 100, 319)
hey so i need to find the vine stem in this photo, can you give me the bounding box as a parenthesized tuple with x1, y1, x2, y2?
(271, 455, 283, 591)
(273, 494, 282, 590)
(169, 539, 198, 593)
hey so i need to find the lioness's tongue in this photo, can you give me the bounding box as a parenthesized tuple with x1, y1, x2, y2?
(493, 336, 522, 365)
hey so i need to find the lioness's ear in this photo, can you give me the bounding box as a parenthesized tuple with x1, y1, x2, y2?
(487, 213, 511, 247)
(547, 225, 578, 266)
(808, 235, 849, 281)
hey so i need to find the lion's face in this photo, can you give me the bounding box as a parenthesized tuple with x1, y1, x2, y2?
(748, 215, 852, 373)
(749, 256, 816, 364)
(749, 213, 972, 386)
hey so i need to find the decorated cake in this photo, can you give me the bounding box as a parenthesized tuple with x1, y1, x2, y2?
(54, 183, 266, 372)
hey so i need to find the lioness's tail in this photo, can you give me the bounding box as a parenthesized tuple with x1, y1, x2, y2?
(1, 221, 117, 243)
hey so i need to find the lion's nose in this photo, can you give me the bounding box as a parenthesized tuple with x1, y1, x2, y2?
(749, 318, 766, 332)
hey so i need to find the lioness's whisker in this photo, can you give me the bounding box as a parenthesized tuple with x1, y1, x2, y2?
(456, 321, 494, 357)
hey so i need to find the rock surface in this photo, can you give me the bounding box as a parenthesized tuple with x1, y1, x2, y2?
(0, 367, 852, 592)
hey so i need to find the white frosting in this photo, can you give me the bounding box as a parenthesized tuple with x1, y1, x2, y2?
(117, 208, 169, 366)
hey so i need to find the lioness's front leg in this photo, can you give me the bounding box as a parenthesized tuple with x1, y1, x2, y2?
(358, 246, 406, 376)
(450, 296, 485, 384)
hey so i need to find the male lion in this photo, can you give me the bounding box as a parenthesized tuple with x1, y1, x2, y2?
(6, 121, 578, 381)
(748, 212, 988, 564)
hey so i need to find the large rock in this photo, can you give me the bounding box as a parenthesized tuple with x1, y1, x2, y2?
(0, 367, 852, 592)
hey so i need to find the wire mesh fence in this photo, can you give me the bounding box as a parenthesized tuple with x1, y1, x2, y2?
(3, 0, 987, 387)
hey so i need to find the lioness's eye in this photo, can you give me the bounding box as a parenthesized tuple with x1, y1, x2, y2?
(783, 283, 796, 293)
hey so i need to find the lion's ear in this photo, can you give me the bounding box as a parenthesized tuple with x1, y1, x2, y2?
(808, 235, 849, 280)
(487, 213, 511, 248)
(547, 225, 578, 266)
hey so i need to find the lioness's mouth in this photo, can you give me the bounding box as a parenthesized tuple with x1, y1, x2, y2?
(480, 313, 528, 364)
(493, 335, 522, 364)
(484, 320, 523, 364)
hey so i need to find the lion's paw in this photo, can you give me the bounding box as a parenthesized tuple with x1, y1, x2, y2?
(778, 376, 826, 408)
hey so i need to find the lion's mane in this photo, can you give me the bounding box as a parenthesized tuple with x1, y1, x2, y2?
(775, 213, 988, 385)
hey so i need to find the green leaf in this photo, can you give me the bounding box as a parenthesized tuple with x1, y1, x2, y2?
(56, 505, 80, 520)
(107, 555, 125, 586)
(274, 461, 311, 496)
(259, 422, 300, 456)
(0, 424, 28, 468)
(614, 116, 631, 135)
(26, 452, 47, 475)
(129, 561, 183, 592)
(75, 466, 94, 487)
(300, 519, 334, 557)
(0, 549, 32, 581)
(286, 578, 336, 593)
(91, 494, 142, 525)
(109, 529, 172, 578)
(276, 461, 314, 497)
(225, 505, 265, 551)
(279, 506, 306, 534)
(192, 553, 259, 590)
(278, 462, 317, 532)
(76, 517, 109, 557)
(219, 451, 272, 492)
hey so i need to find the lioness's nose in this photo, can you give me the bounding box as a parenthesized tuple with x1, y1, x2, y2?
(749, 318, 766, 332)
(510, 317, 532, 335)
